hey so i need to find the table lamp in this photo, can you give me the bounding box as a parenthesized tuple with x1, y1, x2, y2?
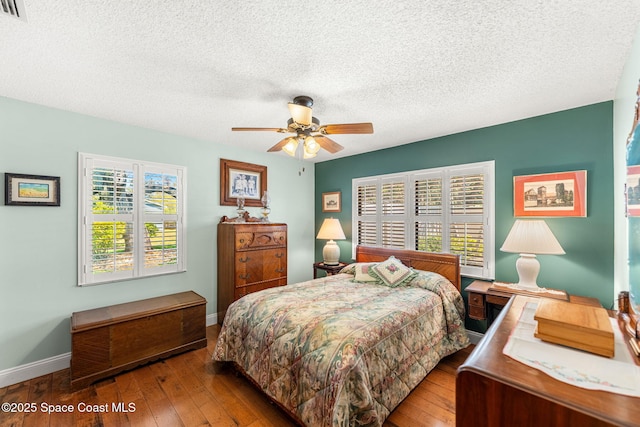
(500, 219, 565, 291)
(316, 218, 346, 265)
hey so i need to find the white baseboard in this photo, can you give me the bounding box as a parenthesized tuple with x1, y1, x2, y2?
(206, 313, 218, 326)
(0, 353, 71, 388)
(467, 330, 483, 345)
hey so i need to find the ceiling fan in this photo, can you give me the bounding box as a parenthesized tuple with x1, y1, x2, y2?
(232, 95, 374, 159)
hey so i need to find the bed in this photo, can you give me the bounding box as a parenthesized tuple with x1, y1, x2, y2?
(212, 246, 470, 426)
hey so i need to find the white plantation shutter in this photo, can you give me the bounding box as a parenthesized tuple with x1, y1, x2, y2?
(414, 174, 443, 253)
(352, 161, 494, 279)
(88, 162, 136, 282)
(78, 153, 187, 286)
(355, 181, 378, 247)
(449, 172, 485, 272)
(381, 179, 406, 248)
(142, 168, 182, 274)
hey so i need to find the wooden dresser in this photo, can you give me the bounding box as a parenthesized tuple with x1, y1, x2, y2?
(457, 295, 640, 426)
(70, 291, 206, 390)
(217, 221, 287, 324)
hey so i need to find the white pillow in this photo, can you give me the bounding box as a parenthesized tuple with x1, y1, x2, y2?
(353, 263, 379, 282)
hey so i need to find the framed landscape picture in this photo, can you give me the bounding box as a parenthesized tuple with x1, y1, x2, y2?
(4, 173, 60, 206)
(513, 170, 586, 217)
(322, 191, 341, 212)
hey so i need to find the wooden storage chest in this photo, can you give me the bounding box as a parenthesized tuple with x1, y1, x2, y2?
(217, 221, 287, 324)
(70, 290, 207, 390)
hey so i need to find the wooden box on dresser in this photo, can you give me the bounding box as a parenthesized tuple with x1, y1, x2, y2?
(217, 221, 287, 324)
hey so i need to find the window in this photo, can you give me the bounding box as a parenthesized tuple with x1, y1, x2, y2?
(352, 161, 494, 279)
(78, 153, 186, 285)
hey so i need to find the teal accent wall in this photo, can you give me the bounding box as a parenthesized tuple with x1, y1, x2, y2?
(315, 103, 615, 328)
(0, 96, 316, 373)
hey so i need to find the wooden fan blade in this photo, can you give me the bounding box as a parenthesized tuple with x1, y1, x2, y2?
(267, 137, 293, 152)
(232, 127, 290, 133)
(320, 122, 374, 134)
(313, 135, 344, 153)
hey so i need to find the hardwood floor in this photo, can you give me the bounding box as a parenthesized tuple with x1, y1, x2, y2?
(0, 325, 473, 427)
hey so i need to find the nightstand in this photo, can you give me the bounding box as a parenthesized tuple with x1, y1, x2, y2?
(466, 280, 575, 325)
(313, 262, 347, 278)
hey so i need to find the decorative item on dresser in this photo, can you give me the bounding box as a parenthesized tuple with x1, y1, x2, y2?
(217, 217, 287, 324)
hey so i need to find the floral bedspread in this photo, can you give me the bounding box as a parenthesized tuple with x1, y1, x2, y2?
(212, 270, 469, 427)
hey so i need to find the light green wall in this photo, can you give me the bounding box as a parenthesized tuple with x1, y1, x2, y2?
(315, 103, 615, 328)
(0, 96, 315, 372)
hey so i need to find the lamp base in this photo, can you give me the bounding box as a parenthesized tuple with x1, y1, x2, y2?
(322, 240, 340, 265)
(514, 253, 541, 291)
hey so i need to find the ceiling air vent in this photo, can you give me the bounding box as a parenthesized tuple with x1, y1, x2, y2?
(1, 0, 27, 22)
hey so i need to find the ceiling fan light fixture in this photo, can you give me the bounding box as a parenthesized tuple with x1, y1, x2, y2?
(288, 103, 312, 126)
(304, 135, 321, 155)
(303, 147, 317, 159)
(282, 137, 299, 157)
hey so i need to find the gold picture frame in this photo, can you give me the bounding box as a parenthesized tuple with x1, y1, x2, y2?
(220, 159, 267, 207)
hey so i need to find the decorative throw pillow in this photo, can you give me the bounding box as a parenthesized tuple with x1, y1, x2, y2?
(353, 263, 379, 283)
(339, 263, 356, 275)
(370, 256, 416, 287)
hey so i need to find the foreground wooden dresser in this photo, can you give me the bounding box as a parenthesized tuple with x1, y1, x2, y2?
(70, 291, 206, 390)
(217, 221, 287, 324)
(456, 295, 640, 426)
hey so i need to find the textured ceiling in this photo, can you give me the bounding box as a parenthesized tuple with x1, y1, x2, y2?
(2, 1, 640, 162)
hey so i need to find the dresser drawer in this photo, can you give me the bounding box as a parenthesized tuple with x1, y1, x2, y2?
(486, 294, 510, 306)
(468, 292, 484, 307)
(234, 279, 287, 299)
(235, 248, 287, 285)
(235, 229, 286, 250)
(468, 304, 486, 320)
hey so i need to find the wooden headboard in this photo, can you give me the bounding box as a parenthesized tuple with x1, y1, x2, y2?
(355, 246, 461, 292)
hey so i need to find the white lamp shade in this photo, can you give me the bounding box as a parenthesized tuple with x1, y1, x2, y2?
(500, 220, 565, 255)
(316, 218, 346, 240)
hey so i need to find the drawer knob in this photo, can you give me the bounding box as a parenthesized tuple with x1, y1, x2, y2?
(275, 268, 285, 273)
(275, 252, 284, 258)
(239, 256, 250, 263)
(239, 274, 250, 280)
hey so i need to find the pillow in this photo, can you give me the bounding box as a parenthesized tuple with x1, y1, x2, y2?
(370, 256, 417, 287)
(339, 263, 357, 275)
(353, 263, 379, 283)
